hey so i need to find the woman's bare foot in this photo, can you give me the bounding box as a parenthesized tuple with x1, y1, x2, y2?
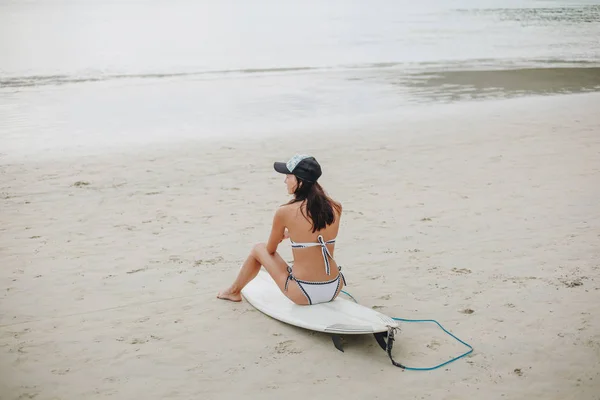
(217, 288, 242, 302)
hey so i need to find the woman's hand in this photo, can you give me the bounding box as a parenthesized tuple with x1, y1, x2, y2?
(283, 228, 290, 240)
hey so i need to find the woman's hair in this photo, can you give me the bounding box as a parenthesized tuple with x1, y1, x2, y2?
(287, 178, 342, 233)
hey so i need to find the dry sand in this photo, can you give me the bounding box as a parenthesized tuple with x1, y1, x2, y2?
(1, 93, 599, 400)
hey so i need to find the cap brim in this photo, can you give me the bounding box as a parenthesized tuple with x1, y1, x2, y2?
(273, 162, 291, 174)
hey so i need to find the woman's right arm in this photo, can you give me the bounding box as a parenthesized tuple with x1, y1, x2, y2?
(265, 207, 287, 255)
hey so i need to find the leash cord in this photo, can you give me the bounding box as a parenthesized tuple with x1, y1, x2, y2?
(341, 290, 473, 371)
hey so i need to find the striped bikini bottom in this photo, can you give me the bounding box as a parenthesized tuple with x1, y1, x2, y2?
(284, 265, 346, 305)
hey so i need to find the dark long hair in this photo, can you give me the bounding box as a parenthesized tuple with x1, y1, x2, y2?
(287, 178, 342, 233)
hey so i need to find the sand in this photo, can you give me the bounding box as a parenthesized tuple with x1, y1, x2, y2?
(1, 92, 599, 400)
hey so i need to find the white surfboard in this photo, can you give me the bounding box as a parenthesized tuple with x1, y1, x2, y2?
(241, 269, 398, 334)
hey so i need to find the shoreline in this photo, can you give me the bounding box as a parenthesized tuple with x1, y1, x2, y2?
(2, 91, 600, 164)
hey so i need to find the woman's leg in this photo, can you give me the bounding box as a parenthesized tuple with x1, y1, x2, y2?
(216, 248, 262, 302)
(217, 243, 303, 303)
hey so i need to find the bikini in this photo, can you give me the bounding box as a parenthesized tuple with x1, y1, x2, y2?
(284, 234, 347, 305)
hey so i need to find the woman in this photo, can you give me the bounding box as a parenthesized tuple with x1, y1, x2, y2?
(217, 154, 345, 305)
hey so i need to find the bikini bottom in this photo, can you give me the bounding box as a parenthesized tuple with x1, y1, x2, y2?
(284, 265, 346, 305)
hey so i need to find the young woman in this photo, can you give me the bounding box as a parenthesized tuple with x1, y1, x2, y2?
(217, 154, 345, 305)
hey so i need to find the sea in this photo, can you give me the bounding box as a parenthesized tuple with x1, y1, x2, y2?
(1, 0, 599, 158)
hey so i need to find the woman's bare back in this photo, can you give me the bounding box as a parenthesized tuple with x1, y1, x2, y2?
(280, 201, 342, 282)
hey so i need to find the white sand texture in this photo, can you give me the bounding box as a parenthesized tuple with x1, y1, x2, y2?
(1, 93, 599, 400)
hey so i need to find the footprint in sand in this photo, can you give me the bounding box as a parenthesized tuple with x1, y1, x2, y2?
(72, 181, 90, 188)
(275, 340, 302, 354)
(126, 268, 146, 274)
(17, 392, 38, 400)
(12, 328, 30, 339)
(427, 340, 441, 350)
(452, 268, 472, 274)
(51, 368, 70, 375)
(194, 256, 224, 266)
(561, 279, 584, 288)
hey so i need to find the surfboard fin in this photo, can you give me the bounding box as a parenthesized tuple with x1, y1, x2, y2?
(373, 331, 388, 351)
(331, 335, 344, 352)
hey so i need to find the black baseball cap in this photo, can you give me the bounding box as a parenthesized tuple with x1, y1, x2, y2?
(273, 154, 322, 183)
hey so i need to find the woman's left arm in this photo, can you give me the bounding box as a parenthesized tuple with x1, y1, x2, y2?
(266, 207, 286, 255)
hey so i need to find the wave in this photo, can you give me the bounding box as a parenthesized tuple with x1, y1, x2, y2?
(2, 59, 600, 89)
(0, 66, 320, 88)
(458, 5, 600, 24)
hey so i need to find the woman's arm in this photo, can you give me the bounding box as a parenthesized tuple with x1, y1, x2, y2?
(266, 207, 286, 255)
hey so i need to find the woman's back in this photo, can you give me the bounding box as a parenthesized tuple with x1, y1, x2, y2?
(282, 201, 342, 282)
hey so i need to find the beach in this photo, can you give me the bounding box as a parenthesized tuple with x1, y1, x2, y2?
(1, 91, 599, 399)
(2, 0, 600, 398)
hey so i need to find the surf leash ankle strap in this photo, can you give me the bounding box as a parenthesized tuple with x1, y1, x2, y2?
(385, 327, 407, 369)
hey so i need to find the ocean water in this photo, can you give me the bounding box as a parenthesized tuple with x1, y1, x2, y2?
(1, 0, 600, 157)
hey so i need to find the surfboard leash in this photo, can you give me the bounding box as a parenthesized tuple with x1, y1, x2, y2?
(340, 290, 474, 371)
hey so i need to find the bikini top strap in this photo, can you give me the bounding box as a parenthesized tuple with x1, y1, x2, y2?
(290, 235, 336, 275)
(316, 235, 333, 275)
(290, 238, 336, 248)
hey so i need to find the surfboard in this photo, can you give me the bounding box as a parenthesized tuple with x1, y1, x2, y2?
(240, 269, 472, 368)
(240, 269, 399, 335)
